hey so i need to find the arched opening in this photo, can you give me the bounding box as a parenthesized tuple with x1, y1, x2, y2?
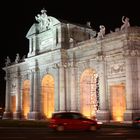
(41, 74, 54, 119)
(80, 69, 98, 118)
(110, 84, 126, 121)
(22, 80, 30, 119)
(11, 95, 16, 114)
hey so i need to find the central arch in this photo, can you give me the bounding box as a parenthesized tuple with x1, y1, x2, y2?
(41, 74, 54, 119)
(80, 69, 98, 118)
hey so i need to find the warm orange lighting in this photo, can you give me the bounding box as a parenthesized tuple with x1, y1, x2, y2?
(111, 84, 126, 122)
(116, 117, 123, 122)
(22, 80, 30, 119)
(11, 95, 16, 113)
(80, 69, 97, 118)
(41, 74, 54, 119)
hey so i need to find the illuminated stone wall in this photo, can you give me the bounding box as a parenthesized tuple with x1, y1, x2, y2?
(3, 15, 140, 122)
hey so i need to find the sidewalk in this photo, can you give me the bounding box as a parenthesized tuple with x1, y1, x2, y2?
(102, 122, 132, 128)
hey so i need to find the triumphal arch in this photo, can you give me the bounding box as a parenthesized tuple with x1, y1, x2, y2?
(3, 9, 140, 122)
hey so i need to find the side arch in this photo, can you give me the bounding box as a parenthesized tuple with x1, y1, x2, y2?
(22, 80, 30, 119)
(80, 68, 98, 118)
(110, 84, 126, 121)
(41, 74, 54, 119)
(11, 95, 16, 116)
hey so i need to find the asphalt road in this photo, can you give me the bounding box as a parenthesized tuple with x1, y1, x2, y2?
(0, 127, 139, 140)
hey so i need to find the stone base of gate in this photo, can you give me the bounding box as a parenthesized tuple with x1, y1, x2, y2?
(96, 110, 110, 122)
(124, 110, 140, 122)
(13, 111, 22, 120)
(28, 111, 41, 120)
(2, 111, 12, 120)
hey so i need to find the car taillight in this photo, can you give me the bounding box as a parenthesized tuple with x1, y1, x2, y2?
(134, 120, 140, 123)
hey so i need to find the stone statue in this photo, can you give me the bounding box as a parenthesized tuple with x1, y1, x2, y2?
(35, 8, 52, 31)
(69, 37, 74, 48)
(21, 55, 26, 61)
(97, 25, 105, 40)
(5, 56, 11, 66)
(121, 16, 130, 30)
(15, 53, 20, 63)
(86, 21, 91, 28)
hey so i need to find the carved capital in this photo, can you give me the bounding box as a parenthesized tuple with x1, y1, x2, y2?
(52, 63, 60, 69)
(123, 49, 140, 57)
(4, 76, 9, 81)
(96, 51, 106, 61)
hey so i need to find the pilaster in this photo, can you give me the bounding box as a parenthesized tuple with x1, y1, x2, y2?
(13, 67, 22, 120)
(59, 63, 66, 111)
(70, 63, 77, 111)
(3, 70, 12, 119)
(28, 62, 41, 120)
(124, 48, 140, 121)
(96, 54, 109, 122)
(27, 70, 34, 119)
(53, 64, 60, 111)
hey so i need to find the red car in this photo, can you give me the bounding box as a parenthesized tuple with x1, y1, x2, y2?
(49, 112, 100, 131)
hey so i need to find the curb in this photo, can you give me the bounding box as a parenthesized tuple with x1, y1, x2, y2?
(101, 122, 132, 128)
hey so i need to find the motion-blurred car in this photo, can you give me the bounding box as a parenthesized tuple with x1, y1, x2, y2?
(49, 112, 101, 131)
(0, 107, 4, 119)
(132, 117, 140, 128)
(0, 114, 2, 119)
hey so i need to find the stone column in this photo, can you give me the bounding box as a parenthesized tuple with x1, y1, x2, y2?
(28, 61, 41, 120)
(28, 36, 37, 57)
(54, 66, 60, 111)
(32, 66, 41, 120)
(65, 66, 70, 111)
(70, 65, 77, 111)
(124, 56, 134, 121)
(138, 57, 140, 110)
(3, 70, 11, 119)
(30, 71, 34, 112)
(33, 36, 37, 55)
(14, 68, 22, 119)
(59, 64, 66, 111)
(28, 70, 34, 119)
(96, 56, 109, 122)
(124, 50, 140, 121)
(29, 38, 32, 54)
(125, 57, 133, 108)
(56, 25, 62, 48)
(52, 63, 60, 112)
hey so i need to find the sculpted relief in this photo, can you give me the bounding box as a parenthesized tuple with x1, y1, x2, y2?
(110, 63, 124, 74)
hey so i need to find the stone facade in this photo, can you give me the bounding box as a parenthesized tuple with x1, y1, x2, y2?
(2, 12, 140, 122)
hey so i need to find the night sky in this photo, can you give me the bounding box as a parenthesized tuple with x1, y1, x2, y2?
(0, 0, 139, 107)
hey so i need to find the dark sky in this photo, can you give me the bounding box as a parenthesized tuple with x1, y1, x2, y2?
(0, 0, 139, 107)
